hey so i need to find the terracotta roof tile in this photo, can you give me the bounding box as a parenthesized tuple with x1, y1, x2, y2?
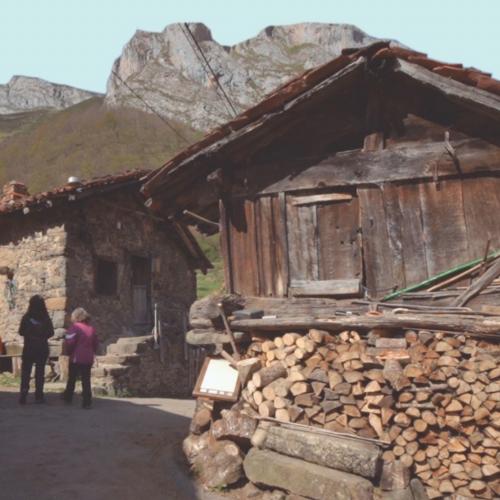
(0, 170, 148, 215)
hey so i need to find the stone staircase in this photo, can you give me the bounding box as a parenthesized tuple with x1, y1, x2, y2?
(92, 335, 152, 396)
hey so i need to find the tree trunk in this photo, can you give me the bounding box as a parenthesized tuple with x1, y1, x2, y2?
(263, 425, 381, 479)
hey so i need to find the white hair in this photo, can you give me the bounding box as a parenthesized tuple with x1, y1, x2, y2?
(71, 307, 91, 323)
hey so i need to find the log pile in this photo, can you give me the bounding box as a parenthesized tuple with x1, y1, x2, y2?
(185, 327, 500, 499)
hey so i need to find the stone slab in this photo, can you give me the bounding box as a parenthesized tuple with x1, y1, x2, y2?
(243, 448, 373, 500)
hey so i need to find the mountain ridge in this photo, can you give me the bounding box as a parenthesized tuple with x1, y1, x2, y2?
(0, 75, 101, 114)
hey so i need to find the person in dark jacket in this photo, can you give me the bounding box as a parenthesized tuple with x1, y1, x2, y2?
(19, 295, 54, 404)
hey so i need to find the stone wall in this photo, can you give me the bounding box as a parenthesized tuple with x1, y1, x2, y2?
(65, 192, 196, 348)
(0, 191, 197, 360)
(0, 213, 68, 344)
(92, 334, 194, 397)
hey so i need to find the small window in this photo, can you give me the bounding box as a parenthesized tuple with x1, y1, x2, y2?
(95, 258, 118, 296)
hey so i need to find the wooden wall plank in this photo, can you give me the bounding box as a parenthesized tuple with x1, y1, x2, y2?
(317, 198, 362, 281)
(462, 176, 500, 259)
(219, 199, 234, 293)
(228, 198, 259, 296)
(419, 179, 470, 276)
(381, 184, 406, 289)
(289, 279, 360, 296)
(255, 196, 275, 297)
(286, 197, 319, 281)
(394, 184, 429, 285)
(273, 194, 288, 297)
(358, 187, 396, 298)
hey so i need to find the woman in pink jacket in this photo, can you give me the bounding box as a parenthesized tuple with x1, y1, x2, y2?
(62, 308, 98, 409)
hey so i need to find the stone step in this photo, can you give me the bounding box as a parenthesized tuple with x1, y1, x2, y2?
(116, 335, 152, 345)
(93, 363, 131, 377)
(96, 354, 140, 366)
(106, 341, 148, 356)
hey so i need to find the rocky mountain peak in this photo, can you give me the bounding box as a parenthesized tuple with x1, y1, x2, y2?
(105, 22, 382, 130)
(0, 75, 101, 114)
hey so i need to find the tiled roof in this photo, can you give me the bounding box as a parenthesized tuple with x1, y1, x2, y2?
(142, 41, 500, 196)
(0, 170, 148, 215)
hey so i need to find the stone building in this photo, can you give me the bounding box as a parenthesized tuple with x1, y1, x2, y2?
(0, 172, 210, 375)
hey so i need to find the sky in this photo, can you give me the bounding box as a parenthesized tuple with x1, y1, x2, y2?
(1, 0, 499, 93)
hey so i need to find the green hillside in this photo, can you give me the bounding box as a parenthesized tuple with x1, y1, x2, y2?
(0, 97, 201, 193)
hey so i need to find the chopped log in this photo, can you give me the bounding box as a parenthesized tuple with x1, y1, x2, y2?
(192, 439, 244, 489)
(294, 393, 317, 407)
(380, 460, 410, 491)
(258, 401, 275, 418)
(243, 448, 374, 500)
(211, 409, 257, 444)
(290, 382, 310, 396)
(190, 399, 212, 435)
(252, 363, 287, 388)
(309, 329, 328, 344)
(262, 340, 277, 352)
(236, 357, 262, 385)
(274, 397, 291, 409)
(263, 425, 381, 479)
(262, 378, 290, 400)
(253, 391, 264, 406)
(275, 408, 291, 422)
(283, 333, 301, 346)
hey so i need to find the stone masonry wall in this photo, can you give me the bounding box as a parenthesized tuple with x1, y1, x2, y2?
(0, 214, 68, 344)
(65, 192, 196, 349)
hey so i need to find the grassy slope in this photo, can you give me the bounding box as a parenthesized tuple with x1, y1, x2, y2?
(0, 97, 201, 193)
(0, 98, 223, 298)
(195, 232, 225, 298)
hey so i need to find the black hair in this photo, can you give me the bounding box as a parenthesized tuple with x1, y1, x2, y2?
(26, 295, 50, 322)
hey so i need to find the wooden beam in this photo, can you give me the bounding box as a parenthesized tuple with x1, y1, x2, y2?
(289, 279, 361, 297)
(291, 193, 352, 205)
(394, 58, 500, 121)
(256, 138, 500, 195)
(225, 312, 500, 338)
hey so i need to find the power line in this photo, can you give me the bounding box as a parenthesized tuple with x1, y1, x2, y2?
(111, 69, 192, 146)
(181, 23, 239, 118)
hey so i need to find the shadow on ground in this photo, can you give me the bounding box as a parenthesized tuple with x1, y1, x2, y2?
(0, 390, 216, 500)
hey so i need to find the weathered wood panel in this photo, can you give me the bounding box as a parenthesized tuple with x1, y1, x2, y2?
(395, 184, 429, 285)
(255, 138, 500, 195)
(289, 279, 360, 296)
(317, 198, 361, 281)
(228, 199, 259, 296)
(286, 197, 319, 281)
(255, 195, 289, 297)
(419, 179, 470, 276)
(273, 194, 289, 296)
(255, 196, 275, 297)
(358, 188, 395, 298)
(462, 176, 500, 259)
(219, 199, 234, 293)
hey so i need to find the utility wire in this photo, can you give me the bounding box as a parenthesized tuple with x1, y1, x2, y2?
(181, 23, 239, 118)
(111, 69, 192, 146)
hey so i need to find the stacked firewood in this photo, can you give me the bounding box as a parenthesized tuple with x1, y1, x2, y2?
(238, 329, 500, 499)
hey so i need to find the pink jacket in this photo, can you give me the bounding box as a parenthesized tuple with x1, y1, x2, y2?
(65, 322, 98, 365)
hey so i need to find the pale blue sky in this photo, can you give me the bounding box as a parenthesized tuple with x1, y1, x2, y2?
(1, 0, 499, 93)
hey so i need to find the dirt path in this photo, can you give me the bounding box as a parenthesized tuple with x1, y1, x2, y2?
(0, 390, 223, 500)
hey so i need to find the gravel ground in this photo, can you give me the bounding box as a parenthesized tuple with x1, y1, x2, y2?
(0, 389, 224, 500)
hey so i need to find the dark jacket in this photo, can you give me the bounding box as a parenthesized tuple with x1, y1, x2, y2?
(19, 315, 54, 358)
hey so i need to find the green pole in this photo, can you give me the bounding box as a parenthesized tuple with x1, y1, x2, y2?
(382, 250, 500, 302)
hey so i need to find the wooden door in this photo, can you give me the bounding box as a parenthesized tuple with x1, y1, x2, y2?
(131, 256, 151, 325)
(286, 192, 362, 296)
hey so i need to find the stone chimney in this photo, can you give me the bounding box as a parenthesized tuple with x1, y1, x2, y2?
(1, 180, 30, 203)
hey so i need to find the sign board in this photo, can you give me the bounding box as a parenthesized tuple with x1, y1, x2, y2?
(193, 356, 241, 401)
